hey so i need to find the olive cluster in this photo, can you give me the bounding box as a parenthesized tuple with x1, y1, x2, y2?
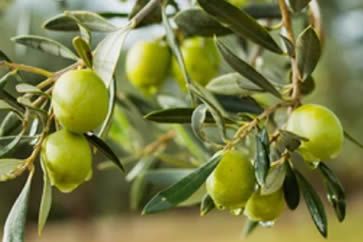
(206, 104, 343, 222)
(41, 69, 109, 193)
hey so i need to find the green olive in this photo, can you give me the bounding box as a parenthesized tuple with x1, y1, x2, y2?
(244, 189, 285, 221)
(206, 150, 255, 210)
(286, 104, 344, 161)
(172, 37, 220, 90)
(52, 69, 109, 133)
(41, 130, 92, 193)
(126, 40, 171, 93)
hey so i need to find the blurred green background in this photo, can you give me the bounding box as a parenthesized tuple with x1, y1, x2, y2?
(1, 0, 363, 241)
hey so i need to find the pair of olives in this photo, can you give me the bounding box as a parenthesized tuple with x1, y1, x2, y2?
(125, 37, 220, 93)
(207, 104, 344, 221)
(42, 69, 109, 193)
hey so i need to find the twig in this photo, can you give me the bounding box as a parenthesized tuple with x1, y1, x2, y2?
(0, 61, 53, 77)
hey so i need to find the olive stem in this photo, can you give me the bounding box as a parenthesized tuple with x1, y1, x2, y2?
(0, 61, 54, 77)
(278, 0, 301, 107)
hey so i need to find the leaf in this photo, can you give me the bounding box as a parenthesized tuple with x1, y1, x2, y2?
(275, 129, 308, 153)
(300, 75, 316, 95)
(261, 163, 287, 195)
(283, 162, 300, 210)
(144, 169, 194, 187)
(287, 0, 312, 12)
(2, 171, 33, 242)
(12, 35, 78, 60)
(0, 130, 25, 158)
(206, 72, 263, 96)
(191, 104, 208, 141)
(200, 194, 215, 216)
(38, 158, 52, 235)
(43, 11, 117, 32)
(242, 220, 259, 237)
(142, 152, 222, 214)
(174, 8, 230, 37)
(0, 159, 24, 181)
(85, 132, 124, 172)
(0, 100, 14, 111)
(296, 27, 321, 81)
(93, 27, 130, 87)
(215, 95, 263, 115)
(318, 163, 346, 222)
(0, 89, 25, 113)
(144, 108, 214, 124)
(72, 36, 93, 68)
(280, 34, 295, 57)
(217, 41, 281, 98)
(15, 84, 43, 95)
(129, 0, 161, 27)
(255, 129, 270, 186)
(344, 130, 363, 149)
(296, 170, 328, 238)
(198, 0, 282, 54)
(0, 50, 11, 61)
(0, 71, 18, 89)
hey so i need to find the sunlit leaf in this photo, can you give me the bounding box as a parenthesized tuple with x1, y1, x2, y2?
(2, 171, 33, 242)
(93, 27, 130, 87)
(12, 35, 78, 60)
(43, 11, 117, 32)
(0, 159, 24, 181)
(72, 36, 93, 68)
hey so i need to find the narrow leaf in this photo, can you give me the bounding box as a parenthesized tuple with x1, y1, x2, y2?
(318, 163, 346, 222)
(144, 108, 214, 124)
(261, 163, 286, 195)
(15, 84, 43, 95)
(12, 35, 78, 60)
(198, 0, 282, 53)
(0, 130, 25, 158)
(255, 129, 270, 185)
(296, 27, 321, 80)
(283, 162, 300, 210)
(72, 36, 93, 68)
(217, 41, 281, 98)
(43, 11, 117, 32)
(143, 152, 222, 214)
(93, 27, 130, 87)
(85, 132, 124, 172)
(344, 130, 363, 149)
(216, 95, 263, 115)
(0, 159, 24, 181)
(2, 171, 33, 242)
(200, 194, 215, 216)
(242, 220, 259, 237)
(38, 158, 52, 235)
(191, 104, 208, 141)
(296, 170, 328, 238)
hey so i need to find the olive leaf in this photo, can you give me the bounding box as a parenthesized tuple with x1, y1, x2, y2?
(93, 27, 130, 87)
(142, 152, 222, 214)
(217, 40, 282, 98)
(0, 159, 24, 181)
(318, 163, 346, 222)
(144, 169, 194, 187)
(72, 36, 93, 68)
(0, 89, 25, 113)
(15, 83, 43, 95)
(287, 0, 312, 12)
(216, 95, 263, 115)
(12, 35, 78, 60)
(283, 162, 300, 210)
(144, 108, 215, 124)
(242, 219, 259, 237)
(200, 194, 215, 216)
(255, 128, 270, 186)
(85, 132, 124, 172)
(2, 171, 33, 242)
(191, 104, 209, 141)
(296, 26, 321, 81)
(261, 163, 287, 195)
(0, 129, 25, 158)
(296, 170, 328, 238)
(38, 158, 52, 235)
(43, 11, 117, 32)
(198, 0, 282, 54)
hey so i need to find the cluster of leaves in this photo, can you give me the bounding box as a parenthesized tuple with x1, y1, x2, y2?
(0, 0, 362, 241)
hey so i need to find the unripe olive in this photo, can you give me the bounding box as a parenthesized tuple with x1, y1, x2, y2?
(206, 150, 255, 210)
(126, 40, 171, 93)
(172, 37, 220, 90)
(41, 130, 92, 193)
(286, 104, 344, 161)
(52, 69, 109, 133)
(244, 189, 285, 221)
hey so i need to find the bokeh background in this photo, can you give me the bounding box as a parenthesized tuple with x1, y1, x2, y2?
(0, 0, 363, 241)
